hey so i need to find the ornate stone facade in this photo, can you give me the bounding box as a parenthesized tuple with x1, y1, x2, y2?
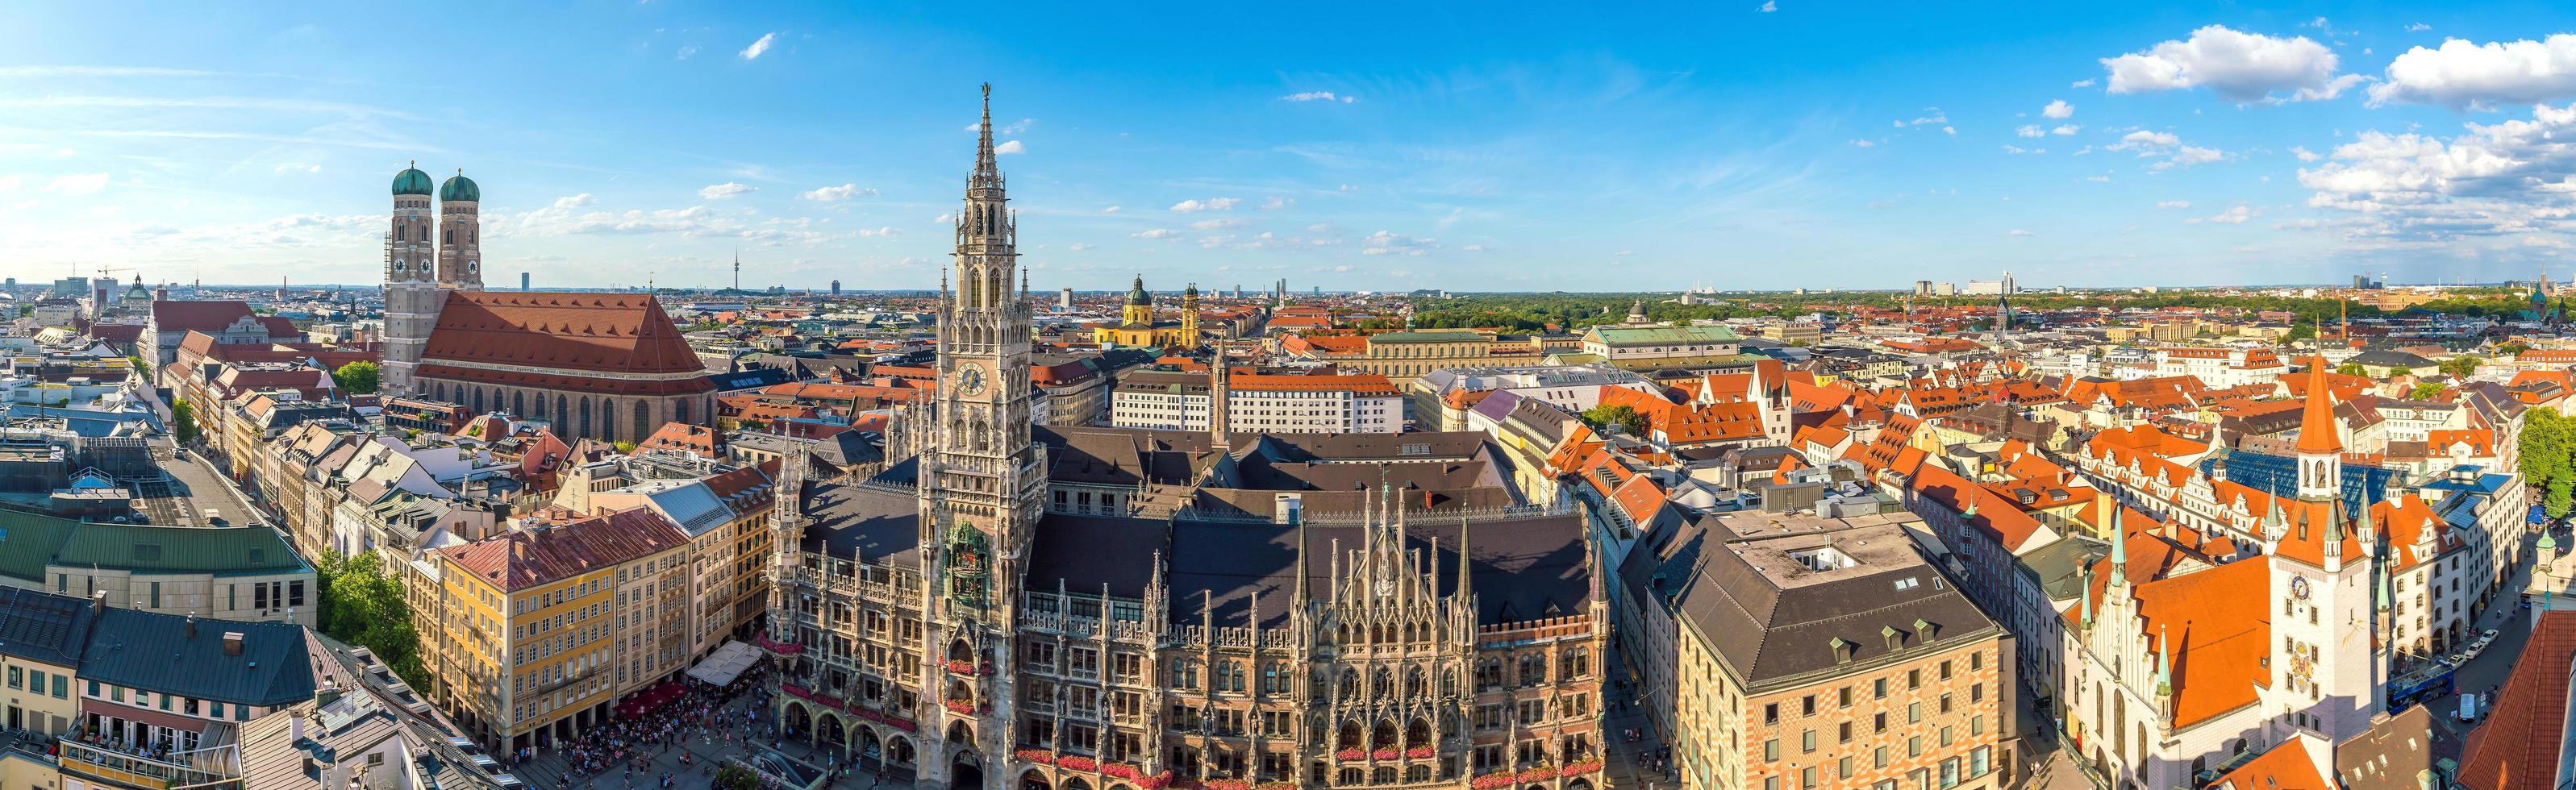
(761, 86, 1610, 790)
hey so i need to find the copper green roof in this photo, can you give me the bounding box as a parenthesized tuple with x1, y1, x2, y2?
(1127, 275, 1149, 306)
(440, 172, 480, 202)
(1582, 325, 1743, 346)
(392, 166, 435, 196)
(0, 510, 306, 583)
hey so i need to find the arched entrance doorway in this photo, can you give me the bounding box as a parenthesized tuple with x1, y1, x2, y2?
(781, 701, 811, 743)
(952, 750, 986, 788)
(819, 714, 847, 752)
(1018, 767, 1054, 790)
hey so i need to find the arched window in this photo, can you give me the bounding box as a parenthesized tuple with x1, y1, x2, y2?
(556, 395, 568, 425)
(675, 398, 691, 425)
(578, 397, 593, 439)
(512, 390, 524, 418)
(633, 401, 652, 443)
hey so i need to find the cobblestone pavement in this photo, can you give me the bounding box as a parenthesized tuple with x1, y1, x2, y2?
(504, 688, 895, 790)
(1603, 649, 1678, 789)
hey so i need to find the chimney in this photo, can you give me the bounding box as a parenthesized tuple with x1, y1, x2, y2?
(185, 614, 197, 639)
(291, 706, 306, 742)
(91, 590, 106, 615)
(223, 631, 245, 656)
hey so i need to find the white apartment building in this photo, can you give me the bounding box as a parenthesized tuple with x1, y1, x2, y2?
(2151, 346, 2286, 389)
(1110, 370, 1403, 433)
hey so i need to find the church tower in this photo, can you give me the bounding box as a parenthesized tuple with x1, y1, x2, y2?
(437, 169, 484, 290)
(383, 163, 442, 397)
(2265, 355, 2383, 742)
(1123, 275, 1153, 326)
(1181, 282, 1201, 340)
(914, 83, 1040, 788)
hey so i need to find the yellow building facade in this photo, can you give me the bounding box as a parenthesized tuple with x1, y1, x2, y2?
(1093, 275, 1199, 349)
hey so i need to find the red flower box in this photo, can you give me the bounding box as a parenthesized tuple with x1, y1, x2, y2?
(1057, 756, 1098, 772)
(1404, 746, 1436, 759)
(1204, 780, 1251, 790)
(1335, 748, 1365, 761)
(1470, 774, 1517, 790)
(1015, 749, 1055, 765)
(1563, 759, 1605, 775)
(1134, 772, 1173, 789)
(1516, 767, 1560, 782)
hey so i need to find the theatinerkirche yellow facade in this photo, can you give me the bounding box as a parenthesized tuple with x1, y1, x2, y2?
(1094, 275, 1200, 349)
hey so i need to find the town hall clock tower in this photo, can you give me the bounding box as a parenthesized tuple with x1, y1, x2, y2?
(913, 83, 1041, 788)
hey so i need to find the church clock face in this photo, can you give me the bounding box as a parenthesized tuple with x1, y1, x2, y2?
(956, 362, 989, 397)
(2290, 576, 2310, 599)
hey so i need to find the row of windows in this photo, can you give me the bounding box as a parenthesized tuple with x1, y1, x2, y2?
(5, 666, 69, 699)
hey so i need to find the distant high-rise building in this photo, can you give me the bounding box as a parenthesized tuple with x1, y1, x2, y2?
(1058, 286, 1073, 310)
(831, 279, 842, 296)
(1914, 280, 1935, 297)
(520, 272, 531, 291)
(1933, 281, 1957, 297)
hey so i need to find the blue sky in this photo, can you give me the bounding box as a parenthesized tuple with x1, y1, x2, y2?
(9, 2, 2576, 292)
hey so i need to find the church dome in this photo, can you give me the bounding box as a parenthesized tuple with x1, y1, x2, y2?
(440, 171, 481, 202)
(1127, 275, 1149, 306)
(392, 165, 435, 196)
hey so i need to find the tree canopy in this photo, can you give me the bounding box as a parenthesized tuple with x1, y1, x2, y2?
(332, 361, 381, 394)
(316, 551, 428, 689)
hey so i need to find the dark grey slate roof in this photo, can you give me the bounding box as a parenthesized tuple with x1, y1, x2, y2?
(1167, 513, 1589, 629)
(0, 587, 97, 667)
(798, 480, 923, 565)
(81, 609, 315, 706)
(1628, 512, 2001, 690)
(1026, 514, 1168, 598)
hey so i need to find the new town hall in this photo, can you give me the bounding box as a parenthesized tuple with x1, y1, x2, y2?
(756, 87, 1612, 790)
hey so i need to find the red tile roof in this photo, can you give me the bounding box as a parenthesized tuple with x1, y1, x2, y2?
(421, 291, 707, 376)
(2459, 610, 2576, 790)
(438, 507, 689, 592)
(2209, 733, 2329, 790)
(149, 301, 256, 331)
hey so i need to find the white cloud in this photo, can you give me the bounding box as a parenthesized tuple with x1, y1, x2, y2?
(1190, 217, 1251, 231)
(1361, 231, 1438, 256)
(1851, 139, 1876, 148)
(2016, 125, 2045, 138)
(2368, 35, 2576, 109)
(994, 139, 1024, 155)
(2197, 205, 2256, 224)
(2099, 25, 2363, 103)
(1101, 206, 1121, 214)
(2071, 78, 2098, 89)
(2042, 99, 2074, 118)
(1942, 126, 1956, 136)
(1261, 196, 1291, 210)
(2051, 124, 2081, 135)
(2406, 23, 2431, 32)
(801, 184, 874, 202)
(699, 182, 755, 199)
(1132, 228, 1180, 240)
(1461, 243, 1488, 252)
(553, 193, 597, 210)
(1612, 250, 1636, 256)
(1907, 108, 1948, 126)
(0, 175, 21, 191)
(676, 45, 699, 60)
(2169, 146, 2225, 166)
(2113, 130, 2181, 149)
(1067, 243, 1092, 252)
(934, 213, 954, 224)
(2001, 144, 2036, 154)
(2297, 101, 2576, 240)
(2157, 200, 2192, 208)
(1169, 198, 1240, 213)
(2007, 229, 2035, 236)
(739, 32, 777, 60)
(1281, 91, 1356, 103)
(45, 173, 107, 193)
(1757, 1, 1776, 10)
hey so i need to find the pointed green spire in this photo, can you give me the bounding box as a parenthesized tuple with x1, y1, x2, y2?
(2153, 626, 2173, 697)
(2108, 509, 2128, 588)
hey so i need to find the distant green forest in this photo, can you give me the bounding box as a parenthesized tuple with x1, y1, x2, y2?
(1373, 289, 2533, 332)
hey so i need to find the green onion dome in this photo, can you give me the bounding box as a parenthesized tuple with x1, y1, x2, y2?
(440, 171, 480, 202)
(392, 164, 435, 196)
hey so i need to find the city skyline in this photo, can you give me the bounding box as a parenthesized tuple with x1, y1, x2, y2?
(10, 4, 2576, 289)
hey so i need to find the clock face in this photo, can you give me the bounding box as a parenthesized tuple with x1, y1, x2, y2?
(2290, 576, 2310, 599)
(957, 363, 988, 396)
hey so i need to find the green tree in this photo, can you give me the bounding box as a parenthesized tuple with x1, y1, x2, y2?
(2409, 382, 2447, 401)
(613, 440, 640, 453)
(2278, 324, 2316, 346)
(2499, 340, 2533, 356)
(315, 551, 429, 690)
(2527, 411, 2576, 519)
(2439, 355, 2483, 378)
(331, 361, 381, 394)
(170, 400, 202, 445)
(2389, 366, 2415, 378)
(1580, 405, 1649, 437)
(2335, 363, 2367, 377)
(713, 764, 760, 790)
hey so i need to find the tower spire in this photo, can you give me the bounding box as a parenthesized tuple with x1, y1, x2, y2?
(972, 81, 1001, 189)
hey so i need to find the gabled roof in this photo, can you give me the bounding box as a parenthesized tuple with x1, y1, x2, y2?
(2459, 610, 2576, 790)
(421, 291, 707, 376)
(2211, 731, 2330, 790)
(82, 608, 315, 706)
(438, 507, 688, 592)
